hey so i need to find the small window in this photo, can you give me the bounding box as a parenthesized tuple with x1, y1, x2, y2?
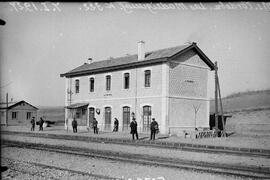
(124, 73, 130, 89)
(90, 77, 94, 92)
(82, 108, 86, 115)
(106, 75, 111, 91)
(75, 79, 80, 93)
(144, 70, 151, 87)
(76, 111, 80, 119)
(12, 112, 17, 119)
(26, 112, 31, 119)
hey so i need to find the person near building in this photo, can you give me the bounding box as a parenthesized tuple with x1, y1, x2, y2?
(150, 118, 159, 140)
(30, 117, 35, 131)
(72, 117, 78, 133)
(39, 117, 44, 131)
(130, 117, 139, 140)
(93, 118, 98, 134)
(113, 118, 119, 132)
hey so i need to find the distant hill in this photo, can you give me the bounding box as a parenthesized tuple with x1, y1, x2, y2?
(210, 90, 270, 113)
(37, 106, 65, 125)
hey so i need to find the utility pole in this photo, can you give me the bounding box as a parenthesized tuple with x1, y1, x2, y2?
(6, 93, 8, 127)
(214, 61, 226, 137)
(214, 62, 219, 130)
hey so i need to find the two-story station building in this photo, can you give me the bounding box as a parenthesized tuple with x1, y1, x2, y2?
(60, 41, 215, 135)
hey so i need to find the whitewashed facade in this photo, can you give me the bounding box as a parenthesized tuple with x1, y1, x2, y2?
(60, 42, 214, 135)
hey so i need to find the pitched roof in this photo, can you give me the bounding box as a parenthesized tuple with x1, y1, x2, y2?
(60, 42, 215, 78)
(0, 100, 38, 110)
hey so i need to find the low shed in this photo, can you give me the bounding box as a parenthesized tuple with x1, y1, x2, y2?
(0, 100, 38, 125)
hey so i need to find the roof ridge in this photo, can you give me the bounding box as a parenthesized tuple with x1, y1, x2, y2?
(85, 44, 190, 64)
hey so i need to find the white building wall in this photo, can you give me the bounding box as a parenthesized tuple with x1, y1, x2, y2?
(64, 49, 212, 135)
(168, 49, 211, 135)
(65, 64, 165, 133)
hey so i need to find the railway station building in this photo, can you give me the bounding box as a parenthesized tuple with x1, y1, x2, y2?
(60, 41, 215, 135)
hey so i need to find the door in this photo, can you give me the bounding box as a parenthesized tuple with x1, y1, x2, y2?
(143, 106, 151, 132)
(89, 107, 95, 128)
(105, 107, 111, 131)
(122, 106, 130, 131)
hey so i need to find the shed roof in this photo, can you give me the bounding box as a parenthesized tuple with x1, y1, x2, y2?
(60, 42, 215, 78)
(65, 103, 89, 109)
(0, 100, 38, 110)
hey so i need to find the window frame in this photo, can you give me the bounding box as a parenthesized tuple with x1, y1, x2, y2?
(124, 72, 130, 89)
(26, 112, 31, 120)
(105, 75, 111, 91)
(89, 77, 95, 92)
(75, 79, 80, 93)
(12, 111, 17, 119)
(144, 70, 151, 87)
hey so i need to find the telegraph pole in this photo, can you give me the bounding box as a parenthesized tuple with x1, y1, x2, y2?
(214, 62, 219, 130)
(6, 93, 8, 126)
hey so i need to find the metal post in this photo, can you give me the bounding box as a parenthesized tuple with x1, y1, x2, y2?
(214, 62, 219, 130)
(6, 93, 8, 127)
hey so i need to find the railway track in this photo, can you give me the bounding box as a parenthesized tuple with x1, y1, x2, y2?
(1, 157, 119, 180)
(2, 130, 270, 158)
(2, 140, 270, 179)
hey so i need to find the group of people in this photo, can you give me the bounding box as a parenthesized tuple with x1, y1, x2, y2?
(72, 117, 99, 134)
(70, 116, 160, 141)
(30, 117, 44, 131)
(130, 117, 159, 140)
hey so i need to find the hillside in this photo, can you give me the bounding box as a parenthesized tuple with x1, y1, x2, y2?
(209, 90, 270, 136)
(210, 90, 270, 113)
(37, 106, 65, 125)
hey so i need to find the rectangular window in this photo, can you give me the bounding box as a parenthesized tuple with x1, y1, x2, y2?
(75, 79, 79, 93)
(26, 112, 31, 119)
(144, 70, 151, 87)
(12, 112, 17, 119)
(82, 108, 86, 115)
(76, 111, 80, 119)
(124, 73, 130, 89)
(90, 77, 94, 92)
(106, 75, 111, 91)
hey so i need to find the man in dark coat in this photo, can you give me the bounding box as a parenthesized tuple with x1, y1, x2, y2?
(130, 118, 138, 140)
(39, 117, 44, 131)
(30, 117, 35, 131)
(72, 118, 77, 133)
(93, 118, 98, 134)
(113, 118, 119, 132)
(150, 118, 159, 140)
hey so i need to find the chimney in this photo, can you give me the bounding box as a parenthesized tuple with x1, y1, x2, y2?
(137, 40, 145, 61)
(88, 58, 93, 64)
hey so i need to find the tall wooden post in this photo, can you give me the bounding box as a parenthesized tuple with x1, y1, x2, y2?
(6, 93, 8, 126)
(217, 77, 225, 136)
(214, 62, 219, 130)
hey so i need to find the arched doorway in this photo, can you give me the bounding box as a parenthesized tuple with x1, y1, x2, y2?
(122, 106, 130, 131)
(104, 107, 111, 131)
(89, 107, 95, 128)
(143, 105, 151, 132)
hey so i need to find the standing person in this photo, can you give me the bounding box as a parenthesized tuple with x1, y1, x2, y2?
(72, 118, 77, 133)
(30, 117, 35, 131)
(93, 118, 98, 134)
(130, 117, 139, 140)
(113, 118, 119, 132)
(150, 118, 159, 140)
(39, 117, 44, 131)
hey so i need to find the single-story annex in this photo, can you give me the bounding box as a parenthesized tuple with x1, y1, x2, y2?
(0, 100, 38, 125)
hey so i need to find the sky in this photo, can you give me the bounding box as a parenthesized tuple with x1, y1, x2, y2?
(0, 2, 270, 106)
